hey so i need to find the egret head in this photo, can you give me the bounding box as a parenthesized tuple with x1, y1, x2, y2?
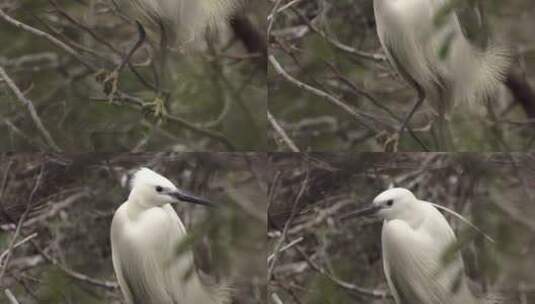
(128, 168, 214, 208)
(347, 188, 421, 222)
(371, 188, 419, 221)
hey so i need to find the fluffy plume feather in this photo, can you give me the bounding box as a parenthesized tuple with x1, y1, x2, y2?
(374, 0, 510, 115)
(431, 203, 495, 244)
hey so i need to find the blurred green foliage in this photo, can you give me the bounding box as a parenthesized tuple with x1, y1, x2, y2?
(268, 0, 535, 151)
(0, 0, 267, 151)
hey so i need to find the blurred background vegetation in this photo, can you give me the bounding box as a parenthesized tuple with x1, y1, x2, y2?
(0, 152, 267, 303)
(268, 0, 535, 151)
(0, 1, 267, 152)
(268, 153, 535, 303)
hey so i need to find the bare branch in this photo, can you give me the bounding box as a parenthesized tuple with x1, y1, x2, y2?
(0, 66, 60, 151)
(268, 111, 300, 152)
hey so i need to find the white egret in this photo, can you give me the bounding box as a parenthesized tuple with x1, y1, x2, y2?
(374, 0, 509, 149)
(349, 188, 478, 304)
(110, 167, 230, 304)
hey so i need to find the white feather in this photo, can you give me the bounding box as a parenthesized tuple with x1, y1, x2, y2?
(128, 0, 242, 44)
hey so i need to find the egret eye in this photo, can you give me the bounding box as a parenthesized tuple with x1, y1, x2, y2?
(155, 186, 163, 193)
(386, 200, 394, 207)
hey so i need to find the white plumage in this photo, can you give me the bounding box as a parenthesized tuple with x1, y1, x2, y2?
(128, 0, 241, 44)
(373, 0, 509, 147)
(110, 168, 230, 304)
(354, 188, 477, 304)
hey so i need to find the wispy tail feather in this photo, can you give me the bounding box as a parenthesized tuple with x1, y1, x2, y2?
(456, 43, 511, 109)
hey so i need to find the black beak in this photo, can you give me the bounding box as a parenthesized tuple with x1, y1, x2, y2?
(169, 189, 216, 207)
(339, 204, 381, 221)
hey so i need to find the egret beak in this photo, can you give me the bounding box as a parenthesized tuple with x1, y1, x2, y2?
(169, 189, 216, 207)
(352, 205, 382, 217)
(339, 204, 381, 221)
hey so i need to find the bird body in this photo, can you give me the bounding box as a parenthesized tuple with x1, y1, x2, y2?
(374, 0, 508, 113)
(373, 0, 509, 149)
(374, 0, 451, 113)
(354, 188, 478, 304)
(111, 168, 229, 304)
(129, 0, 241, 44)
(381, 201, 476, 304)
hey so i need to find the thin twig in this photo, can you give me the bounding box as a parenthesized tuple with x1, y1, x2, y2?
(0, 8, 93, 70)
(0, 233, 38, 263)
(295, 246, 389, 299)
(267, 237, 303, 264)
(291, 7, 386, 62)
(0, 66, 60, 151)
(271, 292, 284, 304)
(268, 111, 300, 152)
(0, 167, 44, 281)
(268, 164, 309, 279)
(4, 289, 20, 304)
(30, 240, 119, 290)
(269, 54, 383, 133)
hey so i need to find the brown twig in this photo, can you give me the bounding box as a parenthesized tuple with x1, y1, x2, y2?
(0, 66, 60, 151)
(268, 164, 309, 280)
(268, 54, 383, 133)
(4, 289, 20, 304)
(295, 246, 390, 299)
(268, 111, 300, 152)
(0, 167, 44, 281)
